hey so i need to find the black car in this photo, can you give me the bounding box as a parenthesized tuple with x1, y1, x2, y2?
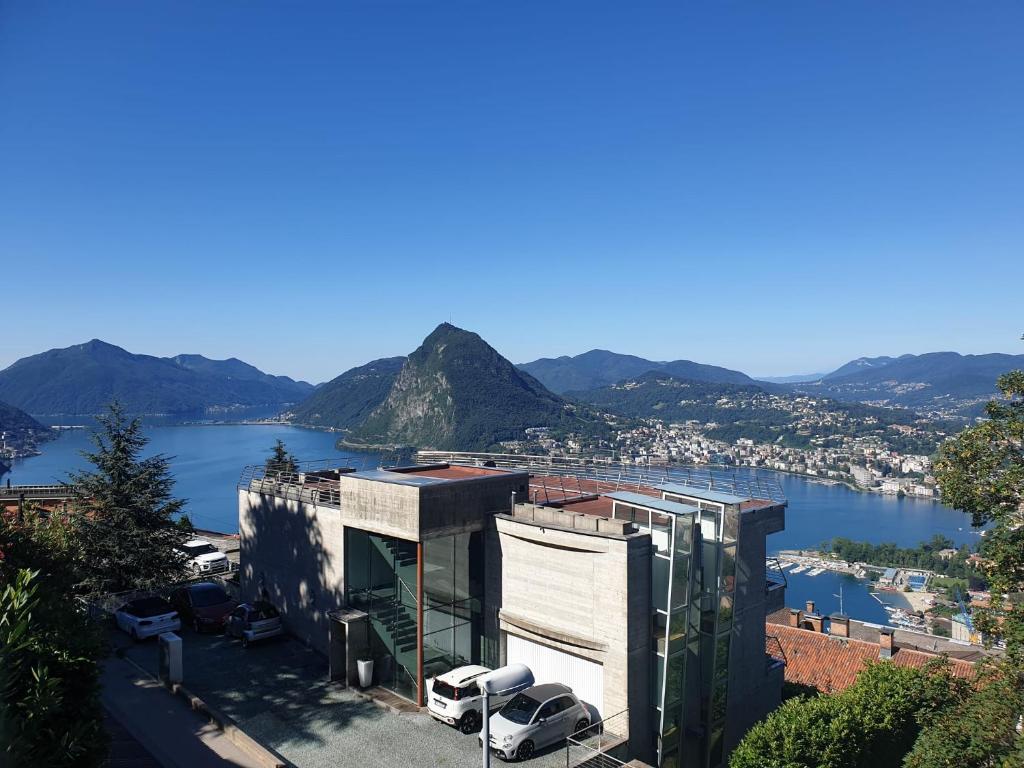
(170, 582, 237, 633)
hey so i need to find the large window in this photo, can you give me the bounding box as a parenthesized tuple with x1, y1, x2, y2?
(344, 529, 419, 701)
(422, 532, 484, 680)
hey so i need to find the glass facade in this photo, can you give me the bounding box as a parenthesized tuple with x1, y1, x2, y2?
(661, 494, 744, 768)
(344, 529, 419, 701)
(612, 500, 696, 768)
(422, 532, 485, 680)
(344, 528, 485, 704)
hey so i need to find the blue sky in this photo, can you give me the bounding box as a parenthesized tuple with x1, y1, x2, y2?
(1, 1, 1021, 383)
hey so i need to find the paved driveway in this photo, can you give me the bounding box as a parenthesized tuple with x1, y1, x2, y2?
(117, 629, 571, 768)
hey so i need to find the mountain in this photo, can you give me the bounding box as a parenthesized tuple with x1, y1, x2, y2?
(518, 349, 756, 393)
(345, 324, 605, 450)
(568, 372, 779, 424)
(569, 371, 943, 452)
(285, 357, 406, 429)
(0, 340, 314, 415)
(0, 400, 51, 450)
(822, 355, 906, 380)
(795, 352, 1024, 415)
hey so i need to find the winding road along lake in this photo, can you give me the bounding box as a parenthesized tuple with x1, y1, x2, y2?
(6, 424, 978, 623)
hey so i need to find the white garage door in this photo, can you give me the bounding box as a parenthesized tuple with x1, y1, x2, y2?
(506, 633, 604, 717)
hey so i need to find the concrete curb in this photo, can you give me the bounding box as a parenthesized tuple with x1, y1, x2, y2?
(114, 649, 292, 768)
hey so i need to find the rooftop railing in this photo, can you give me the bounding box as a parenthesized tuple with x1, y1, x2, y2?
(236, 457, 373, 508)
(236, 451, 786, 508)
(415, 451, 786, 502)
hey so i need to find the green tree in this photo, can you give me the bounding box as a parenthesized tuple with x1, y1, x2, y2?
(71, 403, 188, 596)
(265, 438, 298, 475)
(730, 661, 966, 768)
(903, 664, 1024, 768)
(911, 368, 1024, 765)
(935, 370, 1024, 658)
(0, 510, 107, 768)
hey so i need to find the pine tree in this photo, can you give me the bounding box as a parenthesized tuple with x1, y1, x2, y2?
(71, 403, 188, 597)
(265, 439, 298, 476)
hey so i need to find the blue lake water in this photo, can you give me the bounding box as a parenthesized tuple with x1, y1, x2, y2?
(4, 424, 378, 533)
(5, 425, 980, 622)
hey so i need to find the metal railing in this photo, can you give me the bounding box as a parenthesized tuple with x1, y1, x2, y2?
(236, 457, 373, 507)
(0, 483, 78, 500)
(416, 451, 786, 502)
(565, 709, 630, 768)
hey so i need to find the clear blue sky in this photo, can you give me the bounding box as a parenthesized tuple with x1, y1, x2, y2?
(1, 1, 1021, 383)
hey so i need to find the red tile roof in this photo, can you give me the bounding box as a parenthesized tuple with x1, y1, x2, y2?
(768, 623, 976, 694)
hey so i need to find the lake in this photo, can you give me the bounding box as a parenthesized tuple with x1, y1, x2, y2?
(4, 424, 978, 623)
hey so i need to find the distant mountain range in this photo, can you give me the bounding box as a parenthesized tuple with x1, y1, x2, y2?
(342, 324, 605, 450)
(791, 352, 1024, 415)
(519, 347, 1024, 418)
(518, 350, 756, 393)
(4, 334, 1022, 451)
(0, 340, 314, 415)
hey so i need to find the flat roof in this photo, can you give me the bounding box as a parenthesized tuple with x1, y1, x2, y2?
(346, 469, 451, 487)
(347, 464, 522, 487)
(656, 483, 749, 505)
(605, 491, 698, 517)
(392, 464, 515, 480)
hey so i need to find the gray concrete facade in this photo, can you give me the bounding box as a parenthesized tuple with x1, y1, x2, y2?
(488, 508, 654, 763)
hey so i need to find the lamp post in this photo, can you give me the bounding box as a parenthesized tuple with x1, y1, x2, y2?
(479, 663, 534, 768)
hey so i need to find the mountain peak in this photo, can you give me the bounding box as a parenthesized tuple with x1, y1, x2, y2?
(346, 325, 601, 450)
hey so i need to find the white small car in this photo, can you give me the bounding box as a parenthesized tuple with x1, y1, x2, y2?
(224, 602, 283, 648)
(177, 539, 230, 575)
(114, 596, 181, 641)
(481, 683, 589, 761)
(428, 665, 518, 734)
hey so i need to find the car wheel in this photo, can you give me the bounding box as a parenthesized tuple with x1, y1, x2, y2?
(130, 627, 138, 642)
(459, 710, 478, 734)
(516, 740, 534, 761)
(574, 718, 591, 737)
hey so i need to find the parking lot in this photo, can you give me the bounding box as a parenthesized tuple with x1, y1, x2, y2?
(115, 627, 574, 768)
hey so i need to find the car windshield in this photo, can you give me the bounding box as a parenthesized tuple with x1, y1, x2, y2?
(190, 585, 230, 607)
(500, 693, 540, 725)
(184, 544, 218, 556)
(127, 597, 174, 618)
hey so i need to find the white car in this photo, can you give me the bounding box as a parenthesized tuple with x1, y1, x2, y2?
(178, 539, 230, 575)
(428, 665, 518, 734)
(481, 683, 589, 761)
(224, 602, 284, 648)
(114, 596, 181, 641)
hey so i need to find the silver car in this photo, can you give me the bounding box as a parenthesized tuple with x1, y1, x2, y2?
(481, 683, 589, 761)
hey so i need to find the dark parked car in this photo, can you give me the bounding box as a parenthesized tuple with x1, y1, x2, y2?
(170, 582, 237, 633)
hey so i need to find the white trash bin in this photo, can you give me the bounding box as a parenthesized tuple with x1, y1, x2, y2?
(357, 659, 374, 688)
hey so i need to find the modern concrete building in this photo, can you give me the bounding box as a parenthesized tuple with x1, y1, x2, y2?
(238, 453, 788, 767)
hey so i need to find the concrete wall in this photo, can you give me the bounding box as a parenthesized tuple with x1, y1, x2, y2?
(723, 503, 785, 758)
(418, 473, 528, 539)
(490, 513, 655, 764)
(239, 471, 526, 657)
(238, 489, 346, 655)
